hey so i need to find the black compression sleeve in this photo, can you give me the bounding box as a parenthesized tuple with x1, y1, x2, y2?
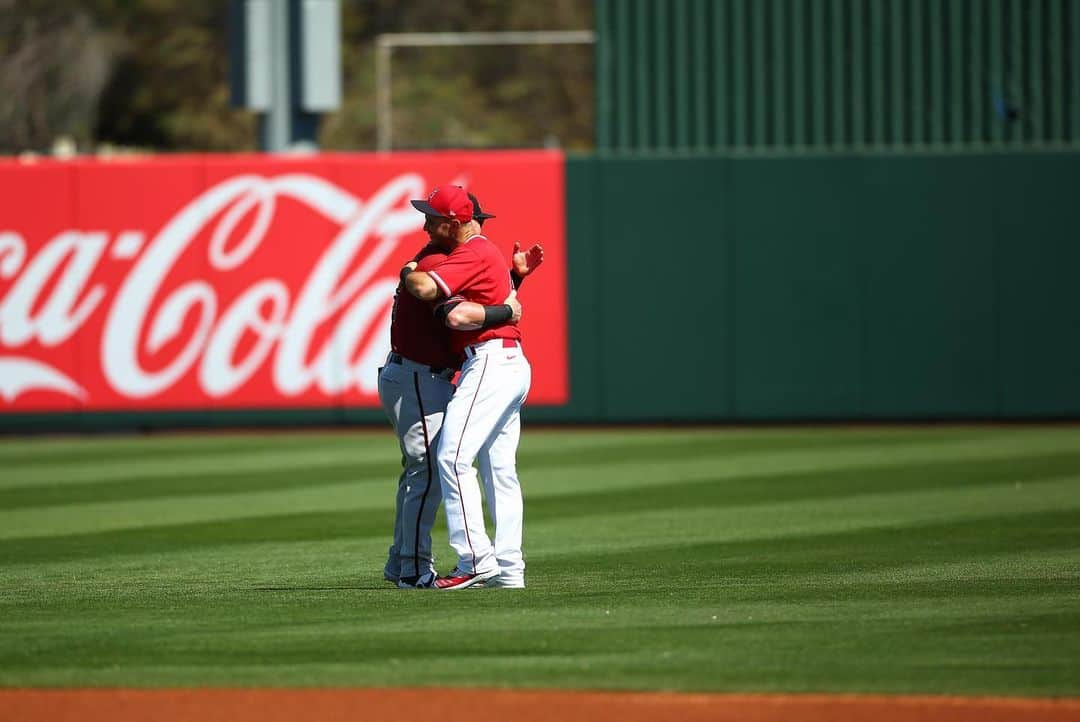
(434, 300, 462, 324)
(481, 304, 513, 329)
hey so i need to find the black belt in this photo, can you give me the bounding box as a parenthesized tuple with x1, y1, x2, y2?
(389, 353, 454, 376)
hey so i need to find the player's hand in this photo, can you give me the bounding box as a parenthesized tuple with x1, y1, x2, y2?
(512, 242, 544, 277)
(504, 290, 522, 324)
(398, 260, 419, 289)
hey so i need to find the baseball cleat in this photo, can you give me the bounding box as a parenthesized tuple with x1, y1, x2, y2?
(383, 570, 398, 585)
(433, 567, 499, 591)
(397, 571, 438, 589)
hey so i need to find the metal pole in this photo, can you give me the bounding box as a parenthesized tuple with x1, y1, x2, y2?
(267, 0, 292, 152)
(377, 30, 595, 48)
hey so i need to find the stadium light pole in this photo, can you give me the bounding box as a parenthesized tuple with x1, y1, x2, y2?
(229, 0, 342, 152)
(374, 30, 596, 152)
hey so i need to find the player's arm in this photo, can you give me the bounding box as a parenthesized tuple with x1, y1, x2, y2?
(401, 263, 441, 301)
(509, 242, 544, 290)
(435, 293, 521, 331)
(404, 247, 480, 302)
(398, 244, 446, 300)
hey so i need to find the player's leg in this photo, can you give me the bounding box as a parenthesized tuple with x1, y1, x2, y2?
(378, 363, 439, 583)
(399, 371, 454, 582)
(384, 466, 406, 582)
(434, 355, 509, 582)
(377, 364, 407, 582)
(477, 406, 526, 587)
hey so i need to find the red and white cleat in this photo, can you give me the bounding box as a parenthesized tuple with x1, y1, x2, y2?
(433, 567, 499, 591)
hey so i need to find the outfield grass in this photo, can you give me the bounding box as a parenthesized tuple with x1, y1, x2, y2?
(1, 426, 1078, 696)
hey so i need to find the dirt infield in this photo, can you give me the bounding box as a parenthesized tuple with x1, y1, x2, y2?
(2, 689, 1079, 722)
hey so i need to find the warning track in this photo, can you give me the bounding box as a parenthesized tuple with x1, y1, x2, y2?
(2, 689, 1079, 722)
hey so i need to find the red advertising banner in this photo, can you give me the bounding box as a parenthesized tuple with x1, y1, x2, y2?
(0, 150, 568, 412)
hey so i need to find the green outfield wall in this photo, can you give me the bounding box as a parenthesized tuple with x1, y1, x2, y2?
(2, 150, 1078, 431)
(539, 149, 1080, 423)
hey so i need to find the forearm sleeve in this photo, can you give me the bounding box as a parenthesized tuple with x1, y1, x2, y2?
(481, 304, 513, 329)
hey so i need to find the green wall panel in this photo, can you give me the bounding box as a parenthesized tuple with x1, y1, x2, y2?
(557, 150, 1080, 424)
(527, 156, 605, 423)
(591, 156, 734, 420)
(994, 154, 1080, 417)
(860, 156, 999, 417)
(731, 157, 863, 418)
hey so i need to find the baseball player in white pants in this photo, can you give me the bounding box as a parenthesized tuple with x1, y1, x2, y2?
(405, 185, 532, 590)
(437, 338, 531, 588)
(384, 187, 540, 589)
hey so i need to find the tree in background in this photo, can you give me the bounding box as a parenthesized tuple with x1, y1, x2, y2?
(322, 0, 594, 151)
(0, 1, 113, 153)
(0, 0, 592, 154)
(92, 0, 258, 152)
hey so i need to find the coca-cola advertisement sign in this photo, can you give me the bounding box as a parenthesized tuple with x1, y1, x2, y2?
(0, 151, 568, 412)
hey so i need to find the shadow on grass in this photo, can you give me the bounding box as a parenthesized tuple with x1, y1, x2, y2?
(249, 585, 394, 592)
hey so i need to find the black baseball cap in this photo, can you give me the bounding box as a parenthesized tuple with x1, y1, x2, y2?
(467, 192, 496, 224)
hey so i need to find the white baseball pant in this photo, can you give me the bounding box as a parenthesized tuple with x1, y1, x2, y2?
(377, 355, 455, 580)
(436, 339, 531, 586)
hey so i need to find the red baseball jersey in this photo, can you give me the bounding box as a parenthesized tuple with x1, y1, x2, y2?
(390, 244, 461, 369)
(427, 234, 522, 353)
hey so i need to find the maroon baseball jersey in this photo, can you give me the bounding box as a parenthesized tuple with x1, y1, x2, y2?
(427, 234, 522, 353)
(390, 244, 460, 369)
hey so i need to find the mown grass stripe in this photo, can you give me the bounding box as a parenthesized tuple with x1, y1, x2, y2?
(2, 446, 395, 490)
(6, 447, 1078, 543)
(2, 426, 998, 490)
(524, 435, 1080, 497)
(0, 460, 399, 510)
(11, 435, 1080, 512)
(7, 426, 1074, 482)
(3, 471, 1077, 569)
(522, 451, 1080, 522)
(0, 431, 389, 465)
(528, 475, 1080, 556)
